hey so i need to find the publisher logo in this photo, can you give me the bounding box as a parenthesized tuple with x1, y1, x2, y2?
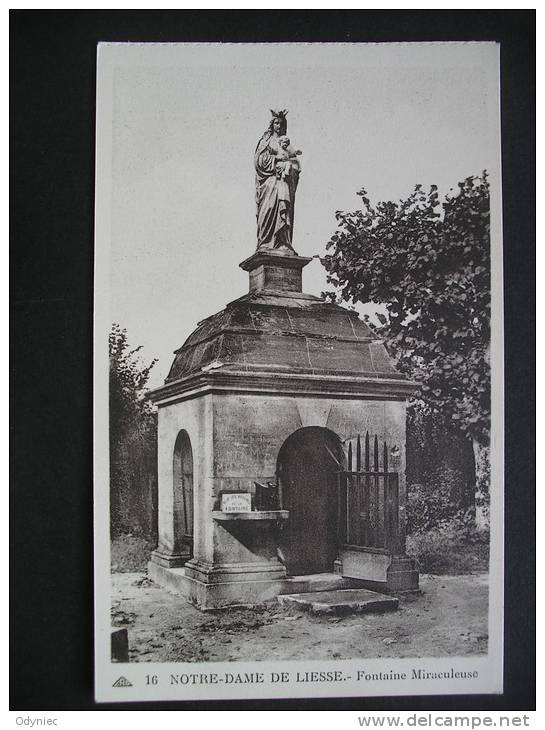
(112, 676, 133, 688)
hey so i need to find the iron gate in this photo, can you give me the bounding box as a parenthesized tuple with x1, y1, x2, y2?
(337, 433, 401, 553)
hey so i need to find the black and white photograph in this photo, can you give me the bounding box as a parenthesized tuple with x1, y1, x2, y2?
(93, 41, 504, 703)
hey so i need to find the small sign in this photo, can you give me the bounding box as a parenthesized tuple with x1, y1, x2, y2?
(221, 493, 252, 513)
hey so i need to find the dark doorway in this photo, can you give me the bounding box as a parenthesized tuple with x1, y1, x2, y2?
(276, 427, 344, 575)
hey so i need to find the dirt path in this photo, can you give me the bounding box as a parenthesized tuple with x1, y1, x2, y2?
(111, 573, 488, 663)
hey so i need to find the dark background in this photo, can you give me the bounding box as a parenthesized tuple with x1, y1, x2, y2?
(10, 10, 535, 711)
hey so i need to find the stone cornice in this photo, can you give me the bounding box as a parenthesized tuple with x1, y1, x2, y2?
(148, 368, 419, 407)
(239, 249, 312, 272)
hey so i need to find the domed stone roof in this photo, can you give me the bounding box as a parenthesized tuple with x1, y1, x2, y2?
(147, 248, 416, 404)
(165, 289, 401, 384)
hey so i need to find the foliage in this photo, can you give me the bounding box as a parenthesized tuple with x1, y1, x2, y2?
(111, 534, 157, 573)
(473, 440, 491, 528)
(322, 174, 491, 446)
(406, 477, 461, 535)
(406, 510, 489, 575)
(110, 324, 158, 538)
(405, 404, 475, 530)
(110, 324, 157, 429)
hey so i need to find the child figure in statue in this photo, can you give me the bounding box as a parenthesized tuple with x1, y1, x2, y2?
(275, 135, 302, 206)
(276, 135, 302, 175)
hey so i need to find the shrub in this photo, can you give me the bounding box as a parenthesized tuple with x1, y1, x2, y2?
(407, 510, 489, 575)
(110, 325, 158, 539)
(406, 472, 462, 534)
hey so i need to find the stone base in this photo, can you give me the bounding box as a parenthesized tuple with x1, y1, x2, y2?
(239, 249, 312, 294)
(148, 560, 289, 610)
(148, 560, 368, 611)
(278, 588, 399, 616)
(385, 555, 420, 593)
(148, 550, 419, 609)
(150, 548, 191, 568)
(285, 572, 355, 593)
(183, 557, 287, 585)
(334, 551, 420, 594)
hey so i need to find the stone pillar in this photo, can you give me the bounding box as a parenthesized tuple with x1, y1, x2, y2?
(384, 439, 420, 591)
(150, 408, 188, 568)
(150, 397, 214, 569)
(182, 392, 288, 608)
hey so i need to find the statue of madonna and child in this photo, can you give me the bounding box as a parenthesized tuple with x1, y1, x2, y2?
(254, 109, 302, 253)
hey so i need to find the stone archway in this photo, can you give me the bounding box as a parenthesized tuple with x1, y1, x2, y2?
(276, 426, 345, 575)
(173, 430, 194, 559)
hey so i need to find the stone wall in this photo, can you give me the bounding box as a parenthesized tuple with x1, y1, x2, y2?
(155, 391, 407, 571)
(211, 393, 406, 491)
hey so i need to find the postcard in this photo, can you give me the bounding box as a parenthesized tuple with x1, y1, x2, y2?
(94, 41, 503, 702)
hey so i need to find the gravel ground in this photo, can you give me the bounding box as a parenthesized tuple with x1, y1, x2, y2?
(111, 572, 488, 663)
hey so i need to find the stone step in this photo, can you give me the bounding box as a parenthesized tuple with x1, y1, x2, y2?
(281, 572, 355, 594)
(277, 588, 399, 616)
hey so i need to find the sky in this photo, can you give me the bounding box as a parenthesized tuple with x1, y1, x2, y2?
(97, 42, 500, 387)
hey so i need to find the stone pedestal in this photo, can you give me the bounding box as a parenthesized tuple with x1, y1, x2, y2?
(174, 511, 289, 608)
(150, 559, 288, 610)
(150, 526, 289, 609)
(239, 249, 312, 294)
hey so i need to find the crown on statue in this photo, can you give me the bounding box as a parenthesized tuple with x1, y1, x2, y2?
(270, 109, 288, 120)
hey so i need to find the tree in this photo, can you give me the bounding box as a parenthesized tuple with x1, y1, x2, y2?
(109, 324, 158, 537)
(322, 173, 491, 521)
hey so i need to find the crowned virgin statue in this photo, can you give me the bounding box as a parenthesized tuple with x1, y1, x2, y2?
(254, 110, 302, 252)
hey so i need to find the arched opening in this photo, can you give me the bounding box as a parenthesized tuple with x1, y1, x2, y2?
(173, 430, 194, 558)
(276, 426, 345, 575)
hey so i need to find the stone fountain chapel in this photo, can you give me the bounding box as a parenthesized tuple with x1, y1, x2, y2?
(148, 110, 419, 610)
